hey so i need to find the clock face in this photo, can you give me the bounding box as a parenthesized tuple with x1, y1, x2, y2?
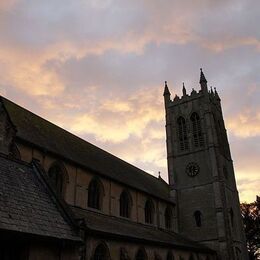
(186, 162, 200, 177)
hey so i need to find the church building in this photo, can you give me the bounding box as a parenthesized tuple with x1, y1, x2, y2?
(0, 70, 247, 259)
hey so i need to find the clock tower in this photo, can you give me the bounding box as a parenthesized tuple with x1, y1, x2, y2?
(164, 70, 248, 260)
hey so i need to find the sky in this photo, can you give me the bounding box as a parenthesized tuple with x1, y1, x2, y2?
(0, 0, 259, 202)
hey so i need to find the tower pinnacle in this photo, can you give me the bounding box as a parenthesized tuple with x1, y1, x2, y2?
(199, 68, 207, 84)
(182, 82, 187, 96)
(199, 68, 208, 93)
(163, 81, 171, 96)
(163, 81, 171, 108)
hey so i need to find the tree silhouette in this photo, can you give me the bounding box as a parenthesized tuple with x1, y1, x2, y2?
(241, 196, 260, 259)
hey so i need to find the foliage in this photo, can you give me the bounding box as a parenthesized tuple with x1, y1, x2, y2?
(241, 196, 260, 259)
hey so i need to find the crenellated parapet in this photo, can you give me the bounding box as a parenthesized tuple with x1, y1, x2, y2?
(163, 69, 221, 108)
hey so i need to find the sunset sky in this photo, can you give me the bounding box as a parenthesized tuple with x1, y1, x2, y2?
(0, 0, 259, 202)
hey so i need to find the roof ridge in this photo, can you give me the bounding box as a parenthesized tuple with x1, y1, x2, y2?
(0, 95, 164, 184)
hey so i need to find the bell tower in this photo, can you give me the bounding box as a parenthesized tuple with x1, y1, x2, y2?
(164, 70, 248, 260)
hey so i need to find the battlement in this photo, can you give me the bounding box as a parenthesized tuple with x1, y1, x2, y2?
(163, 69, 221, 107)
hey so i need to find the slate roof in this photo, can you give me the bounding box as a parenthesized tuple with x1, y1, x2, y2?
(1, 96, 171, 202)
(73, 207, 214, 253)
(0, 154, 81, 241)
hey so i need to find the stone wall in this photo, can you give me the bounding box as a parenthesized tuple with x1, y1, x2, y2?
(16, 141, 177, 231)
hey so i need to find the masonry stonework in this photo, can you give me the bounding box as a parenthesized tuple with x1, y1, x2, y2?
(164, 70, 248, 260)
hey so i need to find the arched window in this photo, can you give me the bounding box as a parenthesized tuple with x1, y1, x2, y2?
(194, 210, 202, 227)
(88, 178, 103, 210)
(167, 251, 174, 260)
(48, 162, 67, 196)
(177, 117, 189, 151)
(135, 248, 147, 260)
(120, 190, 132, 218)
(190, 112, 204, 148)
(93, 243, 110, 260)
(145, 199, 154, 224)
(165, 206, 173, 229)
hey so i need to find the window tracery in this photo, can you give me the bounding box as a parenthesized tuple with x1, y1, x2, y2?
(177, 116, 189, 151)
(190, 113, 204, 148)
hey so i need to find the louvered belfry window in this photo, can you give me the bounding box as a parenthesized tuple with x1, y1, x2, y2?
(177, 116, 189, 151)
(191, 113, 204, 148)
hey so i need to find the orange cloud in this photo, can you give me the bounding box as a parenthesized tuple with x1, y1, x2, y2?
(0, 0, 259, 205)
(0, 0, 19, 11)
(69, 87, 164, 143)
(201, 37, 260, 53)
(236, 171, 260, 203)
(227, 109, 260, 138)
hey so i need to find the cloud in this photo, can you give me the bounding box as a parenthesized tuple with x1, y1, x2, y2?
(227, 109, 260, 138)
(0, 0, 259, 203)
(237, 176, 260, 203)
(69, 87, 164, 143)
(0, 52, 64, 96)
(0, 0, 19, 11)
(201, 37, 260, 53)
(229, 134, 260, 202)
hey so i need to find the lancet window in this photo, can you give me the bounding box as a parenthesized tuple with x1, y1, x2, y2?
(190, 112, 204, 148)
(177, 116, 189, 151)
(120, 190, 132, 218)
(88, 178, 103, 210)
(145, 199, 154, 224)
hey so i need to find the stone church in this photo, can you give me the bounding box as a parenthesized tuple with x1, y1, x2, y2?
(0, 70, 248, 260)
